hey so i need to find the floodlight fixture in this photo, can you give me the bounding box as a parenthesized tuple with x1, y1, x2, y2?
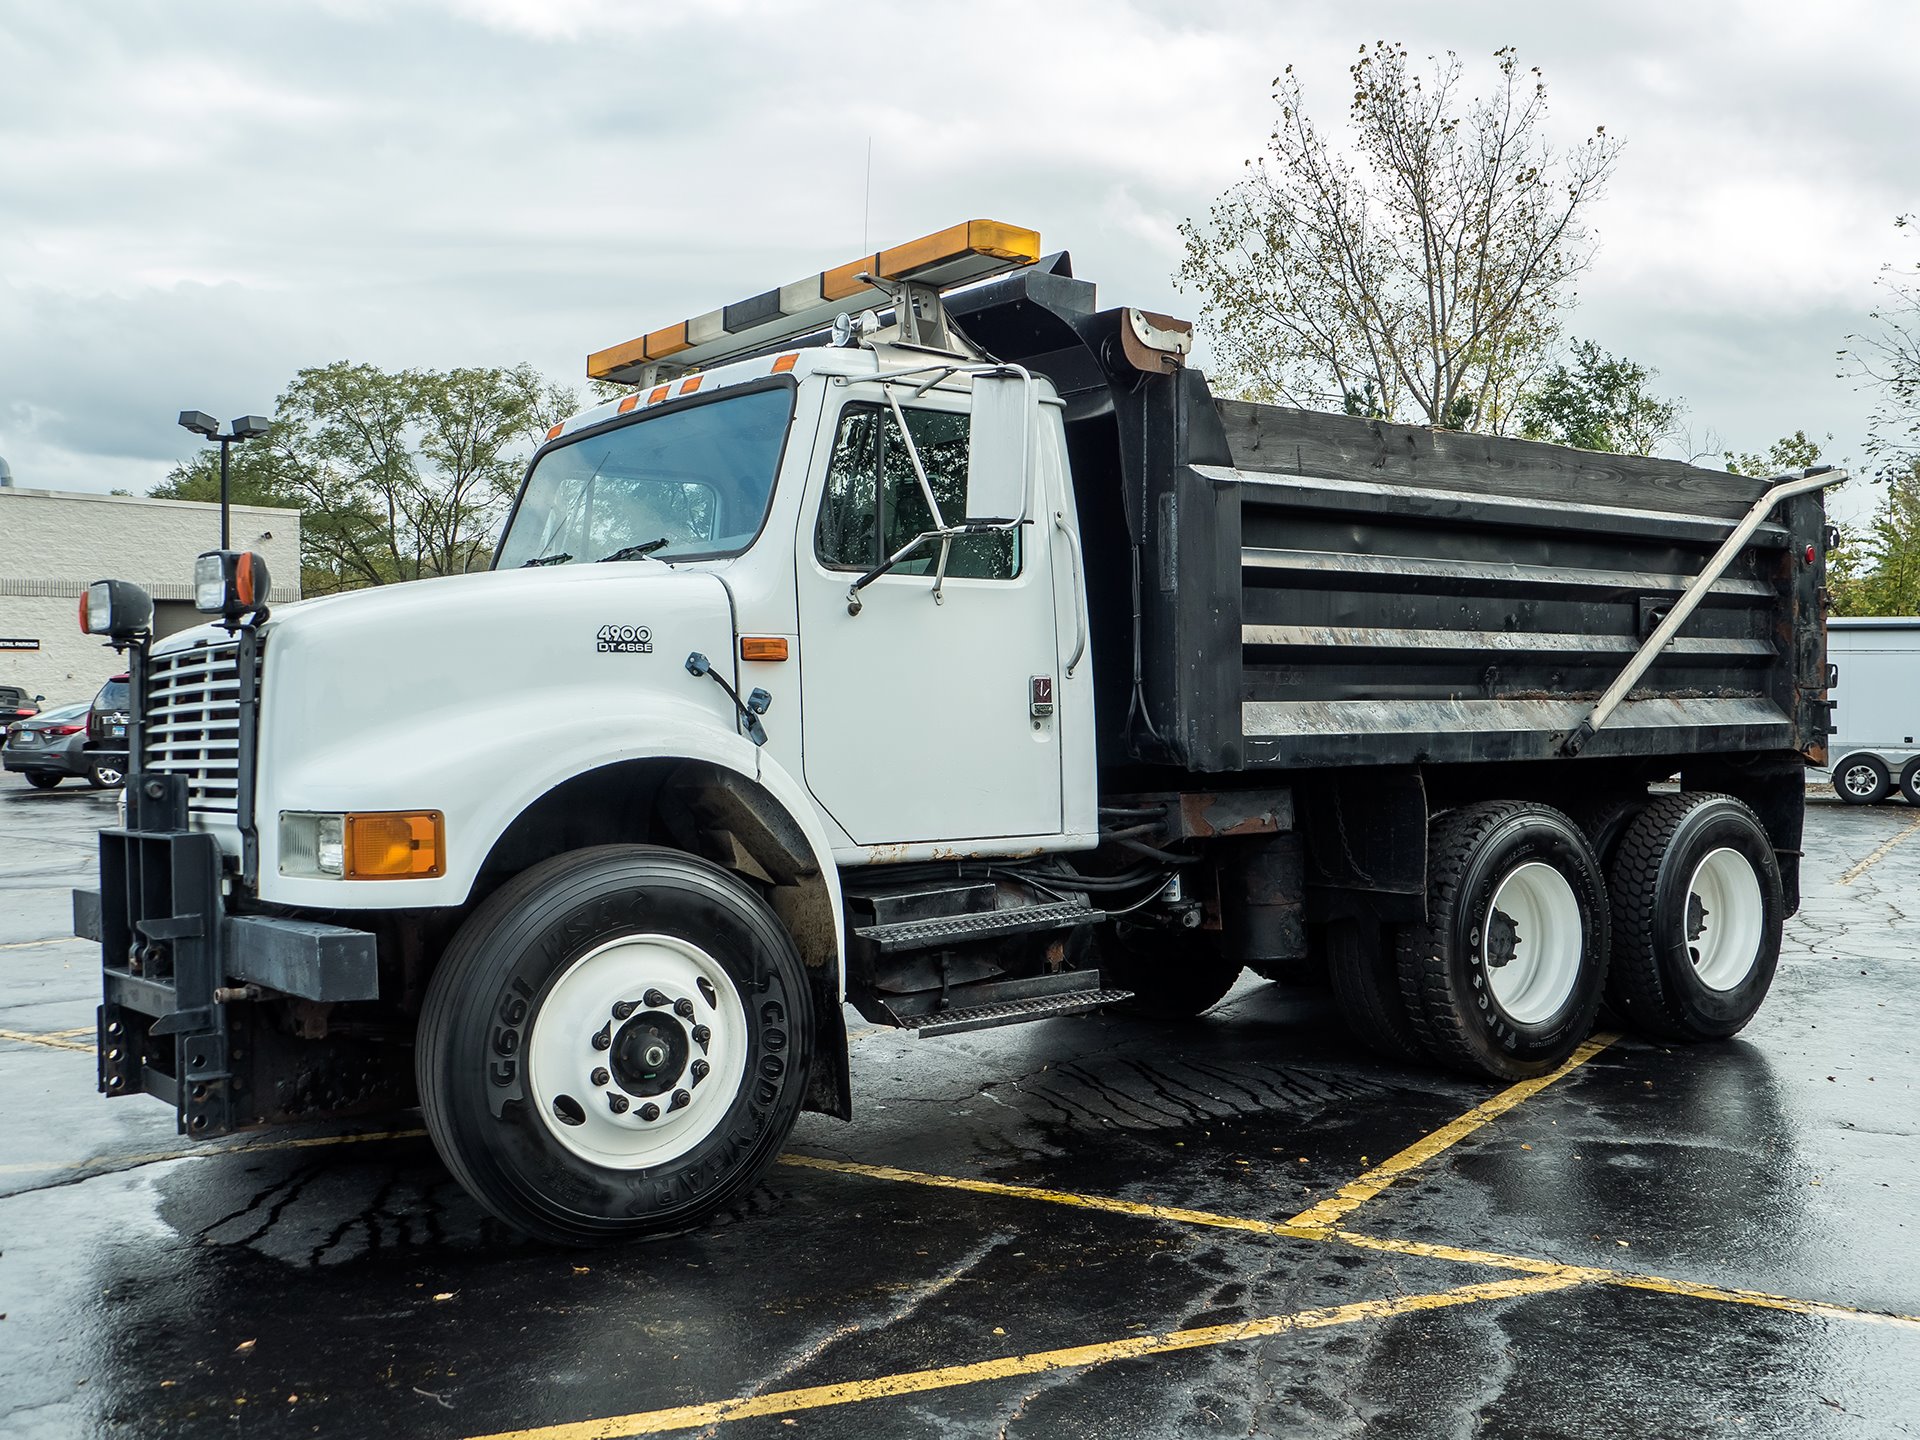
(177, 410, 220, 439)
(230, 415, 271, 440)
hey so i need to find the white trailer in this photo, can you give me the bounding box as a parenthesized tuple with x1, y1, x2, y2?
(1826, 616, 1920, 804)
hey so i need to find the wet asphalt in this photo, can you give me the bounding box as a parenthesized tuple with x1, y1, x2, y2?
(2, 776, 1918, 1438)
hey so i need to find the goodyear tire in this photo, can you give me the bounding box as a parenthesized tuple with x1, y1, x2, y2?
(418, 845, 813, 1246)
(1328, 919, 1427, 1062)
(1397, 802, 1609, 1081)
(1833, 753, 1889, 805)
(1605, 793, 1782, 1043)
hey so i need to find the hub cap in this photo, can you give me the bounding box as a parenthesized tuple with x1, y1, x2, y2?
(528, 934, 747, 1169)
(1481, 862, 1582, 1025)
(1842, 764, 1881, 798)
(1684, 847, 1764, 991)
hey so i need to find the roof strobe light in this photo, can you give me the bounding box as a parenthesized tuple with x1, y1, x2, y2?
(588, 219, 1040, 384)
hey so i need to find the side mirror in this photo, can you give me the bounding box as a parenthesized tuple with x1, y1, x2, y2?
(965, 371, 1031, 525)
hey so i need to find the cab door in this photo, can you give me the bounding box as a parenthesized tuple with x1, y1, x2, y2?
(793, 385, 1063, 847)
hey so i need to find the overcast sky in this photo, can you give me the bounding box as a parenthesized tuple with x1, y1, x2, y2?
(2, 0, 1913, 526)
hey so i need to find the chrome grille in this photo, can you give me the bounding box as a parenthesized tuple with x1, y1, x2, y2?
(143, 638, 252, 812)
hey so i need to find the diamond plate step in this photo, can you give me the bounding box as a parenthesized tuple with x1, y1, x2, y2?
(887, 986, 1136, 1037)
(853, 900, 1106, 955)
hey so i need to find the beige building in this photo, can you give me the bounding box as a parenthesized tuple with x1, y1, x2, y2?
(0, 485, 301, 706)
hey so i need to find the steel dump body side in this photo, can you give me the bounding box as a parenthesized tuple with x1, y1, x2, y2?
(949, 265, 1829, 780)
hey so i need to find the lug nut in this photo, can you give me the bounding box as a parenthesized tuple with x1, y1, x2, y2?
(644, 988, 669, 1008)
(591, 1023, 612, 1051)
(673, 997, 695, 1021)
(612, 1000, 638, 1020)
(692, 1025, 711, 1053)
(590, 1067, 610, 1087)
(690, 1059, 710, 1087)
(668, 1089, 691, 1112)
(607, 1094, 629, 1114)
(639, 1102, 660, 1122)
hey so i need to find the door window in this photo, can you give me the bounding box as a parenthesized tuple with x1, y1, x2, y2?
(814, 402, 1019, 579)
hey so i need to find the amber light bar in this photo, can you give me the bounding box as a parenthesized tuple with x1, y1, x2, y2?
(588, 219, 1040, 385)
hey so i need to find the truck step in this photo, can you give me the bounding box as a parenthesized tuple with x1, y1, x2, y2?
(843, 879, 997, 927)
(853, 899, 1106, 956)
(880, 982, 1136, 1037)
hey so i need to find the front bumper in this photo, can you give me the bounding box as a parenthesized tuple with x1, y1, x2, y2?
(76, 772, 400, 1138)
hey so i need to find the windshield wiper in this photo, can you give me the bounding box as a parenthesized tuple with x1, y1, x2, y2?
(520, 552, 573, 567)
(597, 537, 673, 563)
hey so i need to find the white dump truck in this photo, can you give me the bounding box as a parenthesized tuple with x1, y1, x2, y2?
(76, 222, 1837, 1243)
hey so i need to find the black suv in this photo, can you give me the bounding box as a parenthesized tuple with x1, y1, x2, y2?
(84, 674, 131, 788)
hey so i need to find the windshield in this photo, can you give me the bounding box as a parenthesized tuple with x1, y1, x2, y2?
(494, 385, 794, 569)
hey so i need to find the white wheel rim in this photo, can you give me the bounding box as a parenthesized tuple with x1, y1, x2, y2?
(527, 933, 749, 1170)
(1842, 764, 1880, 797)
(1684, 847, 1765, 991)
(1482, 862, 1583, 1025)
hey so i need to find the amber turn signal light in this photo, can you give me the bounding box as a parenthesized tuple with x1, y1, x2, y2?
(739, 636, 789, 662)
(344, 811, 444, 879)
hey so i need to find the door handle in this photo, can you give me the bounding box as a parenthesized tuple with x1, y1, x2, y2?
(1053, 510, 1087, 679)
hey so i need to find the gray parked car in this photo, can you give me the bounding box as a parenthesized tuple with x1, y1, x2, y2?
(2, 701, 104, 788)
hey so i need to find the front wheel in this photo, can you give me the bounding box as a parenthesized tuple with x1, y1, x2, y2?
(1397, 802, 1610, 1080)
(418, 845, 814, 1246)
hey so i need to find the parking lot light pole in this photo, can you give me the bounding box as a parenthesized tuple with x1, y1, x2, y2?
(177, 412, 271, 549)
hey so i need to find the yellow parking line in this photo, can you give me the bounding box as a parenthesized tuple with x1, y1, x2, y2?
(0, 935, 78, 950)
(779, 1155, 1321, 1241)
(1286, 1033, 1616, 1230)
(1839, 811, 1920, 885)
(1325, 1232, 1920, 1329)
(0, 1127, 428, 1177)
(462, 1273, 1580, 1440)
(781, 1155, 1920, 1330)
(0, 1027, 93, 1053)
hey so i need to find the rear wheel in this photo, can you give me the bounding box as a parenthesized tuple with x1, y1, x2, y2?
(1397, 802, 1609, 1080)
(1899, 758, 1920, 806)
(1833, 754, 1889, 804)
(418, 845, 813, 1246)
(24, 772, 61, 789)
(1328, 919, 1426, 1062)
(88, 761, 124, 789)
(1606, 793, 1782, 1042)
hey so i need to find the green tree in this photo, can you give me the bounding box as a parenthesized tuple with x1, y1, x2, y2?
(1517, 340, 1684, 454)
(1723, 429, 1826, 478)
(1841, 462, 1920, 616)
(1178, 43, 1620, 431)
(154, 362, 576, 593)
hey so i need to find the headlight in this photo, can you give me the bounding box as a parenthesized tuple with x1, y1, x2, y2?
(279, 812, 345, 877)
(195, 549, 272, 622)
(279, 811, 444, 880)
(79, 579, 154, 640)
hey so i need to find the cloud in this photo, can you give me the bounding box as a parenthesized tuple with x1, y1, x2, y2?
(0, 0, 1913, 509)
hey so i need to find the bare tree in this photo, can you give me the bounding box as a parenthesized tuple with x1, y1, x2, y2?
(1844, 214, 1920, 468)
(1178, 43, 1621, 431)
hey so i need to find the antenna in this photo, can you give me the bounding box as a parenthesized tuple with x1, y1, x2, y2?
(862, 137, 872, 256)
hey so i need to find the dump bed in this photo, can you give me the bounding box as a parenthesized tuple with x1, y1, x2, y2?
(949, 262, 1830, 776)
(1186, 402, 1829, 771)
